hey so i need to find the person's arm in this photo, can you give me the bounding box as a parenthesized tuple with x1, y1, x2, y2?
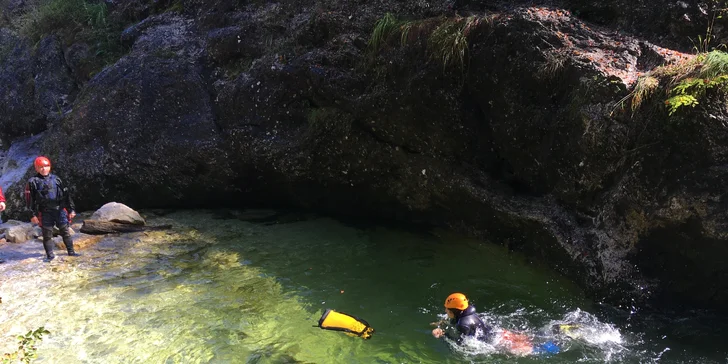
(25, 180, 38, 223)
(0, 186, 5, 211)
(57, 176, 76, 219)
(433, 319, 460, 341)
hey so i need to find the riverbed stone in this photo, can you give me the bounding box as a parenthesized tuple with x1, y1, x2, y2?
(55, 233, 103, 251)
(0, 219, 25, 231)
(3, 223, 41, 243)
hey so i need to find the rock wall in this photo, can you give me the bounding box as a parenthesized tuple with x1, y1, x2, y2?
(2, 0, 728, 310)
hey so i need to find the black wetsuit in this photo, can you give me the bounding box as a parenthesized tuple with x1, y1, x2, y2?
(25, 173, 76, 259)
(447, 305, 492, 344)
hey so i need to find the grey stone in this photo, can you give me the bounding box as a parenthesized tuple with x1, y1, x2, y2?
(90, 202, 146, 225)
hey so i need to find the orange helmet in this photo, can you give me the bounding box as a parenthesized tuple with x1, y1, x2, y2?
(444, 293, 469, 310)
(34, 156, 51, 172)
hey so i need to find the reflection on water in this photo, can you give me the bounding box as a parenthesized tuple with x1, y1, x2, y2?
(0, 210, 724, 363)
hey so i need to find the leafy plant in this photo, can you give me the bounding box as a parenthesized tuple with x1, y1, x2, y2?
(624, 50, 728, 115)
(2, 327, 50, 364)
(665, 75, 728, 115)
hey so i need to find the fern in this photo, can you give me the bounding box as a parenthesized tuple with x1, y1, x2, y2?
(665, 94, 699, 115)
(666, 75, 728, 115)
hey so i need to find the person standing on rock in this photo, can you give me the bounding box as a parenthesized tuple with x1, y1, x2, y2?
(24, 156, 78, 262)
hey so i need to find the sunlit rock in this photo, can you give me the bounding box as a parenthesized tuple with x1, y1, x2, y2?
(90, 202, 146, 225)
(54, 233, 103, 251)
(1, 221, 41, 243)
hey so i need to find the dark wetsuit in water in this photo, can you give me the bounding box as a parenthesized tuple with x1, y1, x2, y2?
(446, 305, 492, 344)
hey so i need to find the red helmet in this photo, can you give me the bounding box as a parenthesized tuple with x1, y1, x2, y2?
(34, 156, 51, 172)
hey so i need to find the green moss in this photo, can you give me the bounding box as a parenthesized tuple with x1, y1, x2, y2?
(626, 209, 648, 233)
(0, 43, 10, 64)
(13, 0, 128, 74)
(0, 8, 8, 27)
(164, 1, 184, 13)
(16, 0, 101, 43)
(223, 57, 254, 80)
(153, 49, 177, 59)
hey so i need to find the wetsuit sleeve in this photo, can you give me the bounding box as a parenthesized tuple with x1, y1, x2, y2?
(25, 179, 37, 216)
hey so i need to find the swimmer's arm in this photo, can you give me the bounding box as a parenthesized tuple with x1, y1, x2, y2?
(429, 318, 448, 327)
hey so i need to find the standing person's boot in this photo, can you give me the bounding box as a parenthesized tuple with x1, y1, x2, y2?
(61, 226, 80, 256)
(42, 227, 55, 262)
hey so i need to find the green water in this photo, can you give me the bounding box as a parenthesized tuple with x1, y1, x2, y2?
(0, 210, 724, 363)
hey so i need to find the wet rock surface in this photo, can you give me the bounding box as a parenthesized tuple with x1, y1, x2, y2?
(1, 0, 728, 311)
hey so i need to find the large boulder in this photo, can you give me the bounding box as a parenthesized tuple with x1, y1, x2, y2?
(34, 35, 77, 123)
(42, 13, 237, 210)
(0, 29, 42, 141)
(90, 202, 146, 225)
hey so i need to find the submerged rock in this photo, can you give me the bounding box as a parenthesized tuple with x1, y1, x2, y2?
(54, 233, 103, 251)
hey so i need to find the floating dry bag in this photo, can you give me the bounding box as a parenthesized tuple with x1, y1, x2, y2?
(317, 309, 374, 339)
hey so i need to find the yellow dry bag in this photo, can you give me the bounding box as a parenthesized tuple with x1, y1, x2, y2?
(317, 309, 374, 339)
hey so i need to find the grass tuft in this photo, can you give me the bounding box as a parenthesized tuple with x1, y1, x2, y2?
(368, 13, 486, 71)
(630, 76, 659, 111)
(427, 16, 480, 71)
(700, 50, 728, 79)
(368, 12, 399, 52)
